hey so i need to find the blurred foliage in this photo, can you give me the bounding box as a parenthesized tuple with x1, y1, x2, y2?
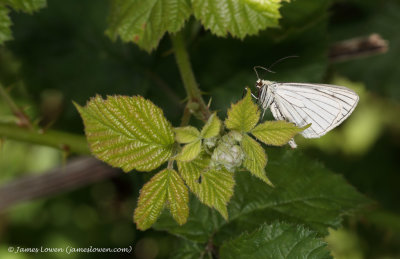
(0, 0, 399, 258)
(0, 0, 46, 44)
(220, 222, 330, 259)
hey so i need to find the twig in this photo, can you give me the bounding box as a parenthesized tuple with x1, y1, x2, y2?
(329, 33, 388, 63)
(0, 122, 90, 154)
(0, 157, 119, 212)
(0, 83, 32, 128)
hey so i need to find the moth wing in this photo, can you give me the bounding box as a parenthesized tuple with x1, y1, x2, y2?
(272, 83, 359, 138)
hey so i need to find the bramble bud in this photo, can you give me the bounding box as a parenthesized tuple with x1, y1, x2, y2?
(204, 137, 217, 149)
(211, 133, 244, 172)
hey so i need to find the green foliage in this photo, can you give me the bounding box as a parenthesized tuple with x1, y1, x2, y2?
(75, 95, 175, 172)
(193, 0, 286, 39)
(200, 113, 221, 138)
(220, 222, 331, 259)
(76, 88, 308, 228)
(251, 121, 310, 146)
(225, 88, 260, 133)
(174, 126, 200, 143)
(1, 0, 397, 258)
(4, 0, 46, 13)
(105, 0, 192, 52)
(154, 149, 369, 244)
(106, 0, 289, 52)
(178, 154, 235, 219)
(172, 240, 204, 259)
(224, 88, 304, 185)
(165, 169, 190, 226)
(241, 134, 271, 185)
(0, 0, 46, 44)
(175, 113, 221, 162)
(176, 139, 202, 161)
(134, 168, 189, 230)
(0, 6, 11, 45)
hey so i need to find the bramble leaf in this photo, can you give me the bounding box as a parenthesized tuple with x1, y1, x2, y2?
(220, 222, 330, 259)
(251, 121, 310, 146)
(0, 0, 46, 44)
(0, 6, 11, 44)
(4, 0, 46, 13)
(172, 240, 204, 259)
(166, 169, 189, 225)
(214, 149, 370, 242)
(241, 134, 272, 186)
(134, 169, 189, 230)
(134, 169, 168, 230)
(154, 149, 369, 244)
(192, 0, 286, 39)
(178, 154, 235, 219)
(200, 113, 221, 139)
(174, 126, 200, 143)
(176, 139, 202, 162)
(75, 95, 174, 172)
(225, 88, 260, 132)
(106, 0, 192, 52)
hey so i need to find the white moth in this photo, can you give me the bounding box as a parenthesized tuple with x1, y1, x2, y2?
(255, 78, 359, 148)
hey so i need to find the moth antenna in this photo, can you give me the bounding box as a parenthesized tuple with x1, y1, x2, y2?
(253, 66, 276, 79)
(268, 55, 299, 70)
(207, 97, 212, 108)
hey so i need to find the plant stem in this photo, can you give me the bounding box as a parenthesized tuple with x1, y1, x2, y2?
(180, 105, 192, 126)
(0, 122, 90, 154)
(0, 83, 32, 128)
(170, 31, 211, 122)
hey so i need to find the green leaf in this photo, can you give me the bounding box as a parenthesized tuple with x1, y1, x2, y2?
(174, 126, 200, 143)
(214, 149, 370, 243)
(220, 222, 330, 259)
(251, 121, 310, 146)
(0, 0, 46, 45)
(4, 0, 46, 13)
(155, 196, 225, 243)
(171, 240, 204, 259)
(200, 113, 221, 139)
(225, 88, 260, 132)
(0, 5, 12, 44)
(75, 95, 174, 172)
(134, 169, 169, 230)
(106, 0, 192, 52)
(134, 169, 189, 230)
(178, 154, 235, 219)
(155, 149, 370, 243)
(241, 134, 272, 186)
(192, 0, 285, 39)
(166, 168, 189, 225)
(176, 139, 202, 162)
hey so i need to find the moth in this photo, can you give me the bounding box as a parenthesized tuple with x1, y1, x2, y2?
(254, 67, 359, 148)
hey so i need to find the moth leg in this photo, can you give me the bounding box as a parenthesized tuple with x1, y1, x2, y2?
(261, 109, 266, 119)
(242, 88, 258, 99)
(288, 139, 297, 149)
(270, 102, 297, 148)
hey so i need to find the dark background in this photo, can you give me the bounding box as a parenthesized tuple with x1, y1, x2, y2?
(0, 0, 399, 258)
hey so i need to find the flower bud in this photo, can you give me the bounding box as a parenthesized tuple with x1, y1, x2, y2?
(211, 133, 244, 172)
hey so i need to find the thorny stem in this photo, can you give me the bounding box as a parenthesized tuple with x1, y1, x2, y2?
(0, 122, 90, 154)
(180, 105, 192, 126)
(0, 83, 32, 128)
(170, 31, 211, 123)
